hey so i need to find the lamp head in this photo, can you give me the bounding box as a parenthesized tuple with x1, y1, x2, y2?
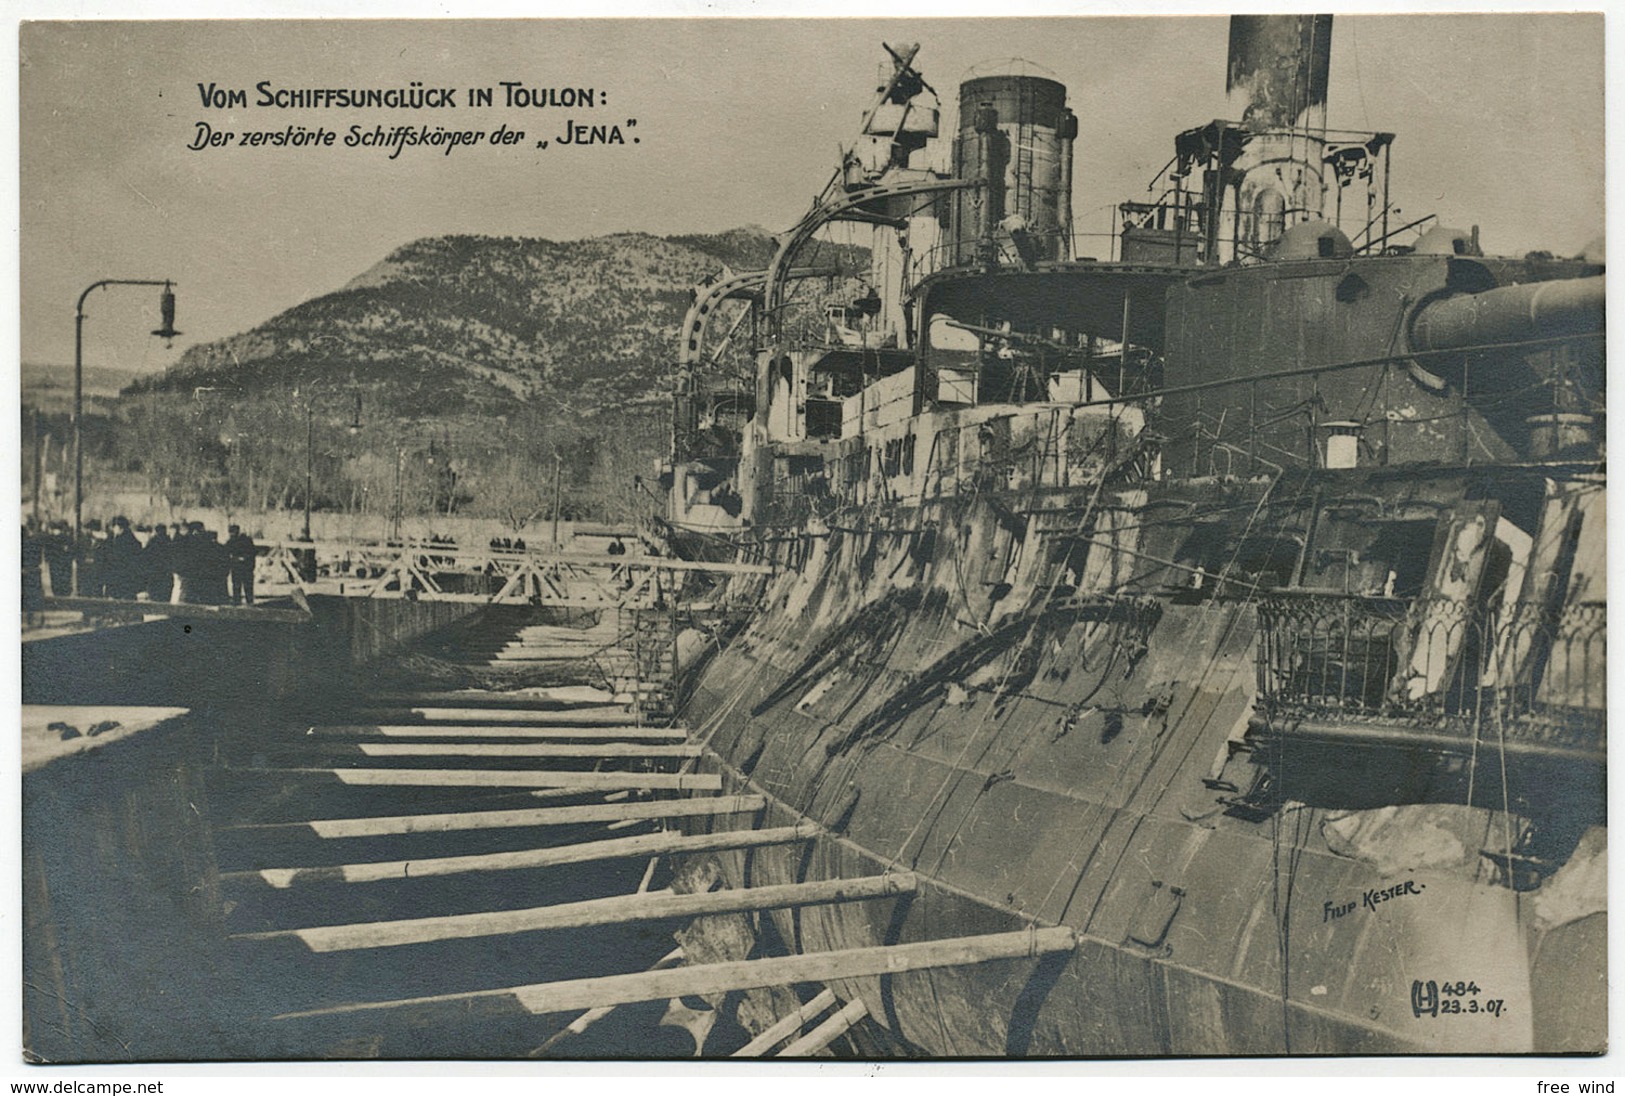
(152, 284, 181, 343)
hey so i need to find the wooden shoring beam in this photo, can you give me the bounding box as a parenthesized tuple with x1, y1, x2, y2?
(491, 565, 528, 604)
(224, 795, 766, 839)
(274, 926, 1078, 1019)
(627, 557, 774, 576)
(535, 565, 572, 602)
(529, 947, 686, 1058)
(487, 596, 655, 609)
(355, 707, 639, 724)
(311, 742, 703, 760)
(234, 872, 916, 951)
(227, 820, 818, 889)
(500, 632, 608, 642)
(355, 591, 498, 604)
(528, 788, 618, 804)
(732, 988, 837, 1057)
(492, 650, 617, 659)
(777, 997, 870, 1057)
(41, 596, 313, 624)
(304, 725, 685, 740)
(254, 769, 722, 792)
(495, 644, 609, 654)
(368, 692, 622, 708)
(622, 570, 655, 603)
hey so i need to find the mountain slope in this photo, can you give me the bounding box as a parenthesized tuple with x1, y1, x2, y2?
(134, 228, 866, 417)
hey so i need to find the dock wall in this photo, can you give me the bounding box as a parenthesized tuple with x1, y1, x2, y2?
(23, 713, 233, 1062)
(20, 595, 490, 1061)
(339, 597, 487, 665)
(22, 596, 486, 709)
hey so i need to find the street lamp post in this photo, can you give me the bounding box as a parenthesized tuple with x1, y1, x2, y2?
(299, 387, 363, 541)
(74, 279, 179, 555)
(304, 403, 314, 541)
(293, 388, 361, 581)
(551, 449, 563, 547)
(392, 446, 405, 543)
(31, 409, 43, 529)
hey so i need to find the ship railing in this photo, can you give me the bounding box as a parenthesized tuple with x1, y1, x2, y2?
(782, 399, 1153, 522)
(1120, 332, 1598, 478)
(255, 536, 774, 608)
(766, 469, 830, 527)
(756, 331, 1596, 528)
(905, 227, 1077, 282)
(1255, 594, 1606, 747)
(902, 223, 1183, 275)
(1122, 120, 1396, 265)
(1115, 191, 1209, 266)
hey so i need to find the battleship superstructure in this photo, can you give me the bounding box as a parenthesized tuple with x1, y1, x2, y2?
(662, 17, 1604, 1055)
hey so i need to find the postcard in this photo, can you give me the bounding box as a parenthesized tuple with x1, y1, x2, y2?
(16, 12, 1607, 1065)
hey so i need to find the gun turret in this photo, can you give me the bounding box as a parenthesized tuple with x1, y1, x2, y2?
(1409, 275, 1605, 353)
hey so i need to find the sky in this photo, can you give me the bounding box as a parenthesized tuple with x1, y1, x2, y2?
(14, 11, 1607, 376)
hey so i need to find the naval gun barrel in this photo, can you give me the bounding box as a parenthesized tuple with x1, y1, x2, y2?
(1409, 275, 1605, 353)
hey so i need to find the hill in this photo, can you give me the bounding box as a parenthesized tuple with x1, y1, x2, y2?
(22, 362, 144, 415)
(75, 228, 867, 528)
(130, 228, 867, 417)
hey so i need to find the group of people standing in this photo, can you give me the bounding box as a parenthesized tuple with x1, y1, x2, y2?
(88, 517, 259, 606)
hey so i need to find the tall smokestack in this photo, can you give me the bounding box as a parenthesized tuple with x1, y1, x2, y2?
(1227, 15, 1332, 133)
(1225, 15, 1334, 253)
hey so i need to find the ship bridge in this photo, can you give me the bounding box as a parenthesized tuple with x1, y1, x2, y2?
(916, 260, 1189, 353)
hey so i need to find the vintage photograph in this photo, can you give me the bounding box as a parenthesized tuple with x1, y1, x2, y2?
(17, 13, 1606, 1062)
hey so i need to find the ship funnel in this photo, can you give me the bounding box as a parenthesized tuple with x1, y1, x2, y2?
(1226, 15, 1333, 253)
(948, 74, 1076, 267)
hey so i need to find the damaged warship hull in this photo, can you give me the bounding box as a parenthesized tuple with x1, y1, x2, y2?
(660, 17, 1605, 1057)
(674, 477, 1604, 1056)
